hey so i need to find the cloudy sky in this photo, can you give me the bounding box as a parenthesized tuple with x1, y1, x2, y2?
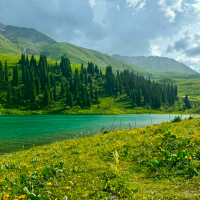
(1, 0, 200, 71)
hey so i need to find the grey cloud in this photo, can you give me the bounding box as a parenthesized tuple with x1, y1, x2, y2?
(0, 0, 185, 56)
(166, 45, 173, 53)
(0, 0, 200, 72)
(174, 37, 189, 52)
(185, 46, 200, 57)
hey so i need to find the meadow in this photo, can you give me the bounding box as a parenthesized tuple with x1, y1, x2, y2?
(1, 117, 200, 199)
(0, 53, 200, 115)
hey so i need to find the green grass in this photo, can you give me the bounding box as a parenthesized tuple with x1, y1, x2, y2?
(0, 53, 199, 115)
(9, 37, 40, 54)
(158, 78, 200, 113)
(38, 42, 149, 74)
(0, 34, 22, 54)
(1, 117, 200, 199)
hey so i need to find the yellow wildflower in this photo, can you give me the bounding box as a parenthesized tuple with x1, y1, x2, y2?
(0, 179, 3, 183)
(66, 186, 71, 189)
(3, 194, 9, 200)
(18, 195, 26, 199)
(47, 182, 52, 186)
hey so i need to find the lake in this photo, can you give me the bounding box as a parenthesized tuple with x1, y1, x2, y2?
(0, 114, 194, 154)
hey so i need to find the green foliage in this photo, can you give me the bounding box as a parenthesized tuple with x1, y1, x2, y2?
(171, 116, 182, 123)
(1, 118, 200, 199)
(0, 54, 179, 114)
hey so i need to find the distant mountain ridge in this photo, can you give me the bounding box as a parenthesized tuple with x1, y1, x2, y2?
(0, 22, 56, 44)
(0, 22, 149, 75)
(112, 54, 197, 74)
(0, 22, 198, 78)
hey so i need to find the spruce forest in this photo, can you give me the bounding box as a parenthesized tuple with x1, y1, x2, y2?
(0, 54, 178, 112)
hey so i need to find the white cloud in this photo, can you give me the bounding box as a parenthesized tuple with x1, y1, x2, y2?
(191, 0, 200, 13)
(88, 0, 96, 8)
(158, 0, 184, 22)
(126, 0, 146, 10)
(149, 41, 162, 56)
(88, 0, 113, 26)
(176, 54, 200, 71)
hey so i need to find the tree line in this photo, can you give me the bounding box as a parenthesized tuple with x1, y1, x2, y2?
(105, 66, 178, 108)
(0, 54, 179, 110)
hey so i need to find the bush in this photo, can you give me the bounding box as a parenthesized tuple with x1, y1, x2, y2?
(171, 116, 182, 123)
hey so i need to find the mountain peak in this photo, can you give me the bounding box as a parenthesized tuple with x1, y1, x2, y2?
(0, 22, 6, 31)
(112, 54, 197, 74)
(0, 22, 56, 44)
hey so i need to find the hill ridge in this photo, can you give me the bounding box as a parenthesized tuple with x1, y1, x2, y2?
(0, 22, 56, 44)
(112, 54, 197, 74)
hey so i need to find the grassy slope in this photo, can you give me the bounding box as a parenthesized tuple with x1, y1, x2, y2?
(0, 34, 22, 54)
(0, 95, 185, 115)
(0, 54, 58, 67)
(112, 54, 197, 74)
(38, 43, 149, 74)
(9, 37, 40, 53)
(0, 53, 199, 115)
(1, 118, 200, 199)
(159, 77, 200, 113)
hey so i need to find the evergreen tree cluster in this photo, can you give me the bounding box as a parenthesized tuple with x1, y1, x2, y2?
(104, 67, 178, 108)
(0, 54, 178, 110)
(0, 54, 100, 108)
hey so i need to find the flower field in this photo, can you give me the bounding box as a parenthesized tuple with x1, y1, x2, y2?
(1, 117, 200, 199)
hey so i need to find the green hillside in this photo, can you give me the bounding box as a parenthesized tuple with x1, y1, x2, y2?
(9, 37, 40, 55)
(0, 54, 183, 115)
(1, 23, 199, 79)
(0, 53, 57, 67)
(1, 118, 200, 199)
(112, 54, 197, 74)
(0, 22, 56, 44)
(39, 42, 148, 73)
(0, 34, 22, 54)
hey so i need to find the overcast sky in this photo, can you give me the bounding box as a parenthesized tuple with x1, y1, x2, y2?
(1, 0, 200, 71)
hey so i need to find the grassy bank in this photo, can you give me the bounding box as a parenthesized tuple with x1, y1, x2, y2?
(1, 117, 200, 199)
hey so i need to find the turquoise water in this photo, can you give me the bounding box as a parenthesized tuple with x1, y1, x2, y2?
(0, 114, 193, 154)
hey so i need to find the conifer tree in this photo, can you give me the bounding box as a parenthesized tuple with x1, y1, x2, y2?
(18, 87, 23, 103)
(87, 97, 91, 108)
(66, 87, 70, 106)
(69, 93, 74, 108)
(12, 66, 19, 87)
(90, 84, 93, 100)
(7, 82, 11, 106)
(136, 89, 142, 106)
(60, 81, 66, 98)
(31, 83, 37, 104)
(95, 89, 99, 103)
(131, 90, 136, 107)
(5, 60, 8, 83)
(0, 61, 4, 83)
(35, 77, 41, 95)
(84, 69, 88, 85)
(44, 86, 50, 106)
(184, 94, 191, 109)
(53, 77, 57, 101)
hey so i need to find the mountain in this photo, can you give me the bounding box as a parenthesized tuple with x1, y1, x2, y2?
(0, 22, 150, 75)
(0, 34, 22, 54)
(0, 22, 197, 78)
(112, 54, 197, 74)
(0, 22, 56, 44)
(38, 42, 148, 73)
